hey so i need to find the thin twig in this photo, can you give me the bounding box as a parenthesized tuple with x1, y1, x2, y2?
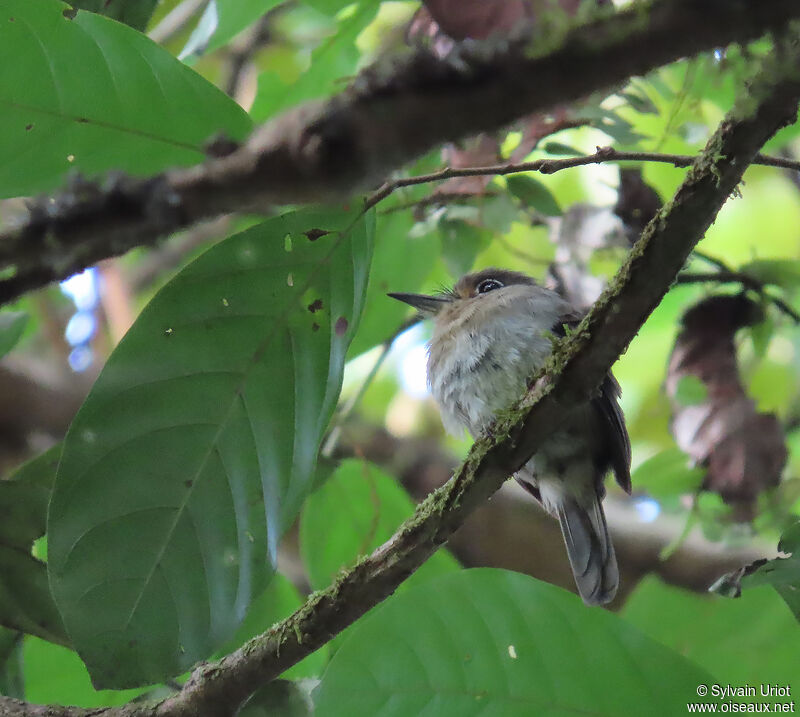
(676, 270, 800, 324)
(365, 147, 800, 211)
(691, 249, 731, 272)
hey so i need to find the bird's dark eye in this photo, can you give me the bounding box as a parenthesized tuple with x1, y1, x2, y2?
(476, 279, 504, 294)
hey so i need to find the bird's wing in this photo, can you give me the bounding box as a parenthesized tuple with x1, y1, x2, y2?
(552, 313, 632, 494)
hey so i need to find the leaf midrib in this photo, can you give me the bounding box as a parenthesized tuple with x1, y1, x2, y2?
(119, 221, 360, 632)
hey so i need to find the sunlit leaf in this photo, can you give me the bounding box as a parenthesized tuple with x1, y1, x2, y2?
(0, 0, 251, 198)
(748, 314, 774, 359)
(630, 448, 704, 499)
(314, 569, 712, 716)
(0, 312, 28, 359)
(48, 207, 374, 688)
(22, 635, 145, 707)
(674, 375, 708, 406)
(251, 0, 380, 121)
(300, 459, 459, 592)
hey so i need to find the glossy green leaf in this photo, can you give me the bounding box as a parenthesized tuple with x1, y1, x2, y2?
(68, 0, 158, 31)
(0, 312, 28, 359)
(300, 459, 459, 592)
(625, 576, 799, 687)
(506, 175, 562, 216)
(0, 0, 251, 198)
(0, 446, 66, 646)
(673, 375, 708, 406)
(48, 207, 374, 688)
(631, 448, 704, 499)
(314, 569, 712, 716)
(251, 0, 379, 121)
(348, 210, 438, 359)
(219, 573, 327, 680)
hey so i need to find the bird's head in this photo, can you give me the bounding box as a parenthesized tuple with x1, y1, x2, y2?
(387, 268, 537, 321)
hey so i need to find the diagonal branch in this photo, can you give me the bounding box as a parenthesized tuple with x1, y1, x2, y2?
(148, 29, 800, 717)
(1, 0, 800, 307)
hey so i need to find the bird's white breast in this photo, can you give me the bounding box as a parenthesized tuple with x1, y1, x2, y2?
(427, 287, 566, 436)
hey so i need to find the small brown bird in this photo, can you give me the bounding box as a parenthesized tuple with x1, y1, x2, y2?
(389, 268, 631, 605)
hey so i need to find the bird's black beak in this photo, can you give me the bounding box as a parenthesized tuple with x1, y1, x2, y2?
(387, 292, 451, 316)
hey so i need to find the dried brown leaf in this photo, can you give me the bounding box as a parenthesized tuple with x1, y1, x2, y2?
(666, 295, 786, 514)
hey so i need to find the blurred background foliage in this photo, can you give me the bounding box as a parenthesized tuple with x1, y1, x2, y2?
(0, 0, 798, 711)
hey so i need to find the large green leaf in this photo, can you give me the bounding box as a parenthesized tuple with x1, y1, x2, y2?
(251, 0, 379, 122)
(314, 569, 712, 716)
(48, 207, 374, 688)
(625, 576, 799, 688)
(300, 459, 459, 592)
(0, 446, 67, 646)
(0, 0, 251, 198)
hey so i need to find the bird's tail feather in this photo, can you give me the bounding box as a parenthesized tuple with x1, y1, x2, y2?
(556, 494, 618, 606)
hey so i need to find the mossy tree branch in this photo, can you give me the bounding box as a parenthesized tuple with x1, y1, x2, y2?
(2, 0, 800, 306)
